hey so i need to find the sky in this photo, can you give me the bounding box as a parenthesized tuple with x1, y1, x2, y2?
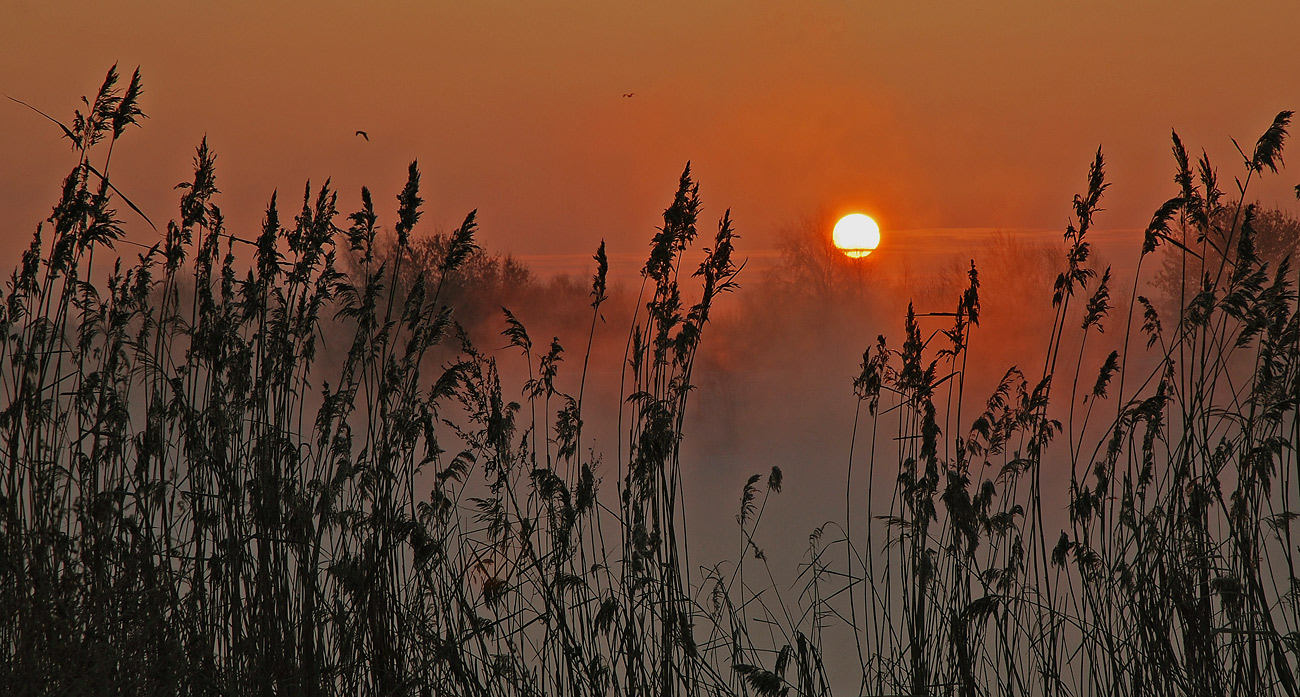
(3, 1, 1298, 275)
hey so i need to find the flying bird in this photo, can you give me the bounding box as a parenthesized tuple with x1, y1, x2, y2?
(355, 130, 369, 141)
(622, 93, 634, 98)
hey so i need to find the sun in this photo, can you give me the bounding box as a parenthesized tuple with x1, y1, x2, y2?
(833, 214, 881, 258)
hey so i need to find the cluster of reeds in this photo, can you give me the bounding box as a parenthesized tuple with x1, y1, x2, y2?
(3, 67, 1298, 697)
(0, 67, 747, 696)
(808, 112, 1299, 697)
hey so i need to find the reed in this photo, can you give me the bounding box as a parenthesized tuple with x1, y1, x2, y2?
(824, 112, 1300, 697)
(2, 67, 1297, 697)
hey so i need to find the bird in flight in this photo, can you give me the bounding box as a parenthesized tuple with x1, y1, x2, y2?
(355, 130, 369, 141)
(622, 93, 634, 98)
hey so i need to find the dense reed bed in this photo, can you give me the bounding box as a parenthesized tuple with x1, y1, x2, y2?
(1, 67, 1297, 696)
(827, 117, 1300, 697)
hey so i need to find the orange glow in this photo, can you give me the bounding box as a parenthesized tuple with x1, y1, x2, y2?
(1, 4, 1297, 268)
(833, 214, 881, 258)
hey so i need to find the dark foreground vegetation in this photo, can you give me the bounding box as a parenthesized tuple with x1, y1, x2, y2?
(1, 67, 1298, 697)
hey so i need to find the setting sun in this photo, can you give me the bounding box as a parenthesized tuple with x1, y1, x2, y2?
(832, 213, 881, 258)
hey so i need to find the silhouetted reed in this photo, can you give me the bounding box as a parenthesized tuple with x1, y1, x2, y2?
(2, 67, 1297, 697)
(822, 112, 1300, 697)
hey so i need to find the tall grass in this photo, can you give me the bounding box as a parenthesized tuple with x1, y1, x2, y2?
(2, 67, 1297, 697)
(825, 115, 1300, 697)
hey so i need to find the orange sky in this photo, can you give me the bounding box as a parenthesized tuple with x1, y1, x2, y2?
(3, 1, 1298, 273)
